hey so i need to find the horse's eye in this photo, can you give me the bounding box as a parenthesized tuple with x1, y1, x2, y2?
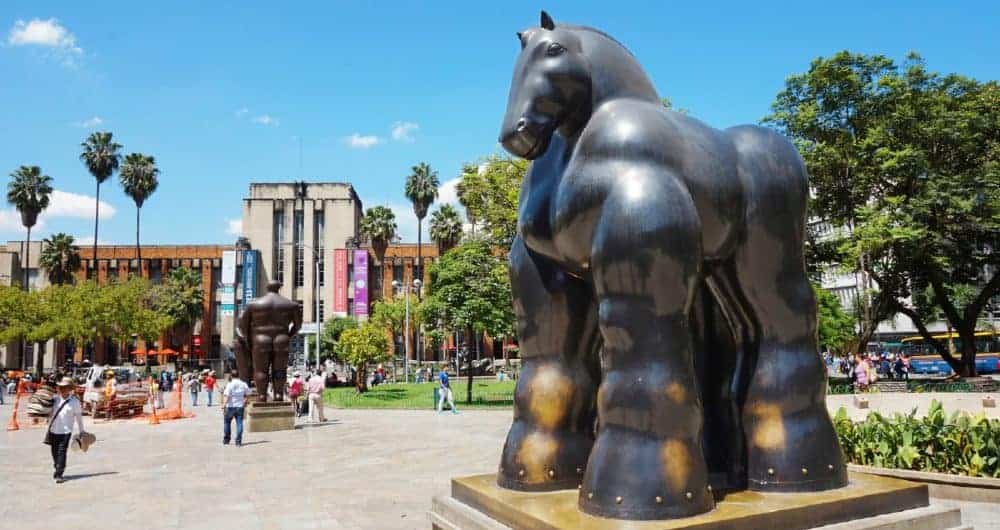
(546, 43, 565, 57)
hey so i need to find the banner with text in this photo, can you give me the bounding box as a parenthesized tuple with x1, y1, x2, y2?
(241, 249, 258, 310)
(333, 249, 348, 316)
(353, 250, 368, 317)
(221, 250, 236, 285)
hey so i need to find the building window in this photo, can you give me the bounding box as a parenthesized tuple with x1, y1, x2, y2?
(108, 267, 119, 282)
(274, 210, 285, 285)
(294, 210, 305, 287)
(214, 302, 222, 329)
(371, 265, 382, 300)
(211, 266, 221, 288)
(393, 262, 404, 284)
(318, 300, 325, 323)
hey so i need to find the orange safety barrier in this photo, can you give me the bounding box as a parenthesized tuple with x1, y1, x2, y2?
(6, 381, 54, 430)
(136, 378, 193, 423)
(6, 379, 23, 431)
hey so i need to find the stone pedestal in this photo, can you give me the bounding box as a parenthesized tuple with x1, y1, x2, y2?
(246, 401, 295, 432)
(429, 472, 971, 530)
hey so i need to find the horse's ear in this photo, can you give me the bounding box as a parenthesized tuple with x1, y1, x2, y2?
(540, 10, 555, 30)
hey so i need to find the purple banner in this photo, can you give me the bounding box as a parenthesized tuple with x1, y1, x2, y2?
(353, 250, 369, 316)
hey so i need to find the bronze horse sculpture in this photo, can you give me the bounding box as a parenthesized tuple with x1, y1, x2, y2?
(496, 12, 847, 520)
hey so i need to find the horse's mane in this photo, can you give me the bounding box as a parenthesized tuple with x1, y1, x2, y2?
(562, 24, 636, 59)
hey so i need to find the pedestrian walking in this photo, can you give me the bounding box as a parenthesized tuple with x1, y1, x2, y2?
(204, 371, 216, 407)
(222, 370, 249, 446)
(187, 372, 202, 406)
(288, 372, 304, 417)
(437, 369, 458, 414)
(46, 377, 87, 483)
(306, 370, 326, 423)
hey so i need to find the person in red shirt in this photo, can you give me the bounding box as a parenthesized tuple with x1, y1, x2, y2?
(203, 371, 217, 407)
(288, 372, 305, 417)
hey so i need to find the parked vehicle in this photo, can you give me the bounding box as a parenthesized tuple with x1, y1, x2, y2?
(81, 364, 149, 416)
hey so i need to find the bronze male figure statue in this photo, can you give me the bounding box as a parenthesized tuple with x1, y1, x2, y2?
(495, 11, 847, 520)
(237, 280, 302, 402)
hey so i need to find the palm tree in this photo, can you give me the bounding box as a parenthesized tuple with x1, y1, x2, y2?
(404, 162, 439, 292)
(39, 233, 81, 285)
(6, 166, 54, 290)
(360, 206, 397, 266)
(79, 131, 122, 261)
(430, 204, 463, 254)
(119, 153, 160, 264)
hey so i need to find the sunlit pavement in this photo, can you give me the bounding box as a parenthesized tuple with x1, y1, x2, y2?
(1, 397, 997, 529)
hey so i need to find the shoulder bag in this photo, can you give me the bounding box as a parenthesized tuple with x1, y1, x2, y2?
(43, 397, 72, 445)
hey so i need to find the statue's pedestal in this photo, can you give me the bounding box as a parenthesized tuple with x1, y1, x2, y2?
(429, 472, 970, 530)
(246, 401, 295, 432)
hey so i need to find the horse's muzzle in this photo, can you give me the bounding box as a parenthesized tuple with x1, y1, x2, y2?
(500, 118, 551, 160)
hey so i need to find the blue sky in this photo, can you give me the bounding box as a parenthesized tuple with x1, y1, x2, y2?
(1, 1, 997, 245)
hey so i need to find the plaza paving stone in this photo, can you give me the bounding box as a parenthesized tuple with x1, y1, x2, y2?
(1, 396, 997, 529)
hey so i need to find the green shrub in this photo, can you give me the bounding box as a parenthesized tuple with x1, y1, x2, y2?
(833, 400, 1000, 478)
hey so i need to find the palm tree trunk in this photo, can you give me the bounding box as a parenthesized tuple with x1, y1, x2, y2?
(417, 218, 423, 299)
(136, 205, 142, 266)
(93, 181, 101, 263)
(22, 225, 31, 371)
(23, 225, 31, 291)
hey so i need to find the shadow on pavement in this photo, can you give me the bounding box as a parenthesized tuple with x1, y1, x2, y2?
(64, 472, 119, 481)
(295, 420, 340, 429)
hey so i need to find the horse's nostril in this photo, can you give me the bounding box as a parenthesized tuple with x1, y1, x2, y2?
(516, 118, 527, 132)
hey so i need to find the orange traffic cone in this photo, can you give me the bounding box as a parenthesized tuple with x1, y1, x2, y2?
(6, 380, 22, 431)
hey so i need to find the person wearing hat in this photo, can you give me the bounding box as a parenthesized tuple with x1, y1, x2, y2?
(48, 377, 87, 483)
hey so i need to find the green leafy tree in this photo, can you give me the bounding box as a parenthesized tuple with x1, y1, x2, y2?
(766, 52, 1000, 376)
(360, 205, 397, 266)
(39, 233, 81, 286)
(456, 155, 526, 252)
(429, 204, 463, 254)
(423, 240, 515, 402)
(119, 152, 160, 263)
(79, 131, 122, 261)
(814, 285, 855, 355)
(371, 294, 421, 360)
(405, 162, 439, 288)
(7, 165, 53, 292)
(337, 323, 391, 393)
(151, 267, 204, 349)
(305, 316, 358, 362)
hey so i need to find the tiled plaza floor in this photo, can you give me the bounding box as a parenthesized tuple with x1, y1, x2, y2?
(1, 402, 509, 530)
(1, 396, 997, 529)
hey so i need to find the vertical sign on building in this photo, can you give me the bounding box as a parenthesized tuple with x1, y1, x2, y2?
(241, 249, 258, 309)
(353, 250, 368, 317)
(221, 251, 236, 316)
(333, 249, 348, 316)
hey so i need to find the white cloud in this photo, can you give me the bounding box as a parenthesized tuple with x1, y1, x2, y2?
(43, 190, 116, 220)
(345, 133, 380, 149)
(73, 116, 103, 128)
(252, 114, 279, 126)
(0, 208, 45, 233)
(235, 107, 249, 118)
(226, 218, 243, 236)
(7, 18, 81, 53)
(390, 121, 419, 142)
(438, 177, 461, 206)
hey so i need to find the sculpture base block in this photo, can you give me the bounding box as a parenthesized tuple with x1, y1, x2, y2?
(429, 472, 969, 530)
(246, 401, 295, 432)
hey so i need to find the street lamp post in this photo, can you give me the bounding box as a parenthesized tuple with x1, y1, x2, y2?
(392, 278, 422, 383)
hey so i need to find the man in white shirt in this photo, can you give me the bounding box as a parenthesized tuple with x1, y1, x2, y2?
(222, 370, 250, 446)
(306, 370, 327, 423)
(49, 377, 86, 483)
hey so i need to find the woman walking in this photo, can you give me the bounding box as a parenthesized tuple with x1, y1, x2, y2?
(47, 377, 87, 483)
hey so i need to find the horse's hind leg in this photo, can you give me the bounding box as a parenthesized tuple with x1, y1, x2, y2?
(497, 237, 599, 492)
(730, 172, 848, 491)
(580, 181, 713, 520)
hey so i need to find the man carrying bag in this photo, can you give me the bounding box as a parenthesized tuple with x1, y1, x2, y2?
(45, 377, 87, 483)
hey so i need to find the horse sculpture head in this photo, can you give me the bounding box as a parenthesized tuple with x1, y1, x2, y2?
(499, 11, 593, 160)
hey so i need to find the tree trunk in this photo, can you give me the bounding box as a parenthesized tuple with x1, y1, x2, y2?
(93, 181, 101, 265)
(22, 226, 31, 371)
(466, 327, 475, 403)
(957, 325, 979, 378)
(136, 205, 142, 265)
(416, 218, 423, 300)
(356, 367, 368, 393)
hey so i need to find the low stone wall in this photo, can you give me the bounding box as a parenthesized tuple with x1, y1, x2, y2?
(848, 464, 1000, 503)
(827, 392, 1000, 420)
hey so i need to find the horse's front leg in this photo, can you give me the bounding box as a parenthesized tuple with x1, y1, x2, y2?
(497, 237, 599, 491)
(579, 177, 714, 520)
